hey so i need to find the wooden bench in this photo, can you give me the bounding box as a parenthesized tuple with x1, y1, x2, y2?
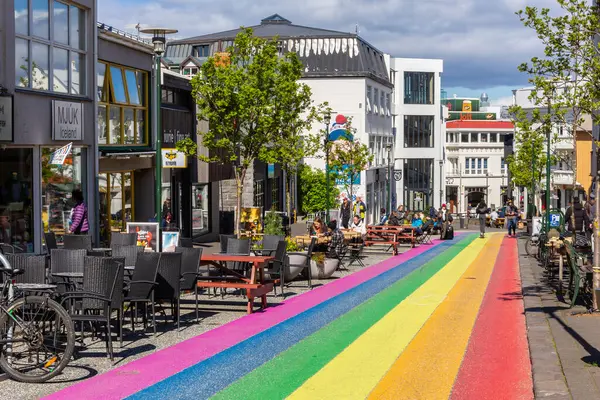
(364, 225, 416, 255)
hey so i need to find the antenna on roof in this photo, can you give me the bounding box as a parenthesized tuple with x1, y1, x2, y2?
(135, 23, 141, 37)
(355, 24, 360, 35)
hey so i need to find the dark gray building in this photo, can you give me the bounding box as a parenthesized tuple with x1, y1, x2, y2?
(0, 0, 98, 252)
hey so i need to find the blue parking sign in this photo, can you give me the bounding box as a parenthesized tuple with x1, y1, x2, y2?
(550, 214, 560, 227)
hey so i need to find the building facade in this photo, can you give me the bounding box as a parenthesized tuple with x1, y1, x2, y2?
(164, 14, 393, 225)
(387, 58, 444, 211)
(1, 0, 98, 252)
(445, 119, 513, 214)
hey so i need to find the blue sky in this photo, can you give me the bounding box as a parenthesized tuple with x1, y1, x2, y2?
(98, 0, 555, 105)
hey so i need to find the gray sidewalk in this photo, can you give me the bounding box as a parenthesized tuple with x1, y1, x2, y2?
(519, 237, 600, 399)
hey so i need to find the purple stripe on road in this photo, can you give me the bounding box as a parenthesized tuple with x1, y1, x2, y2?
(45, 239, 446, 400)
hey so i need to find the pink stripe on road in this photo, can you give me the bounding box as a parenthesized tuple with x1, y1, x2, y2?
(45, 240, 444, 400)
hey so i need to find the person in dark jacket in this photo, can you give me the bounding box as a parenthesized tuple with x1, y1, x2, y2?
(476, 200, 488, 238)
(387, 211, 401, 226)
(565, 197, 590, 234)
(340, 197, 351, 229)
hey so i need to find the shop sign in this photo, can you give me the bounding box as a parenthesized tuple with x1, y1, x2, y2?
(0, 95, 13, 141)
(52, 101, 83, 141)
(49, 142, 72, 165)
(162, 148, 187, 168)
(126, 222, 159, 253)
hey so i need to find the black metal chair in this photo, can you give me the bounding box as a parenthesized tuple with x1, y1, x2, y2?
(44, 232, 58, 253)
(0, 244, 15, 254)
(61, 256, 122, 360)
(177, 247, 203, 322)
(111, 245, 138, 268)
(122, 252, 161, 342)
(226, 238, 250, 271)
(6, 254, 46, 284)
(179, 238, 193, 248)
(155, 252, 183, 330)
(63, 234, 92, 251)
(219, 234, 236, 253)
(50, 249, 87, 292)
(288, 237, 316, 289)
(265, 241, 287, 297)
(110, 232, 137, 247)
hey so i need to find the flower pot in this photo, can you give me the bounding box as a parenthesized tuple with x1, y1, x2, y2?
(311, 258, 340, 279)
(285, 253, 307, 281)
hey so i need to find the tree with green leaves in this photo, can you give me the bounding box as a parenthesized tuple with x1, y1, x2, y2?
(328, 136, 373, 200)
(515, 0, 600, 308)
(298, 165, 340, 214)
(176, 28, 317, 236)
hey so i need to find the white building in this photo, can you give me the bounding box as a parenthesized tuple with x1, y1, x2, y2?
(445, 120, 513, 214)
(513, 87, 579, 213)
(386, 58, 445, 211)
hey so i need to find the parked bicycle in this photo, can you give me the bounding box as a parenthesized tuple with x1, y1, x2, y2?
(0, 252, 75, 383)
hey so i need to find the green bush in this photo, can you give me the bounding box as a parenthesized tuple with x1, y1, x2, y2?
(264, 209, 284, 236)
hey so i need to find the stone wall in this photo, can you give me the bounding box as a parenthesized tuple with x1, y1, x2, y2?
(219, 162, 255, 209)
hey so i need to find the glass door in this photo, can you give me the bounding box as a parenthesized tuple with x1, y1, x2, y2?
(99, 171, 134, 246)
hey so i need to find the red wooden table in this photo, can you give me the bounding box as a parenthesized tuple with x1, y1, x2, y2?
(199, 254, 275, 314)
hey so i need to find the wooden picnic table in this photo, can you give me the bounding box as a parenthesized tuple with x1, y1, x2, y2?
(198, 254, 275, 314)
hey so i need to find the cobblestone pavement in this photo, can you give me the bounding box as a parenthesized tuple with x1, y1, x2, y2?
(519, 236, 600, 399)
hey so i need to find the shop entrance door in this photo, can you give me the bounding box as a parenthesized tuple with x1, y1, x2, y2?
(99, 171, 134, 245)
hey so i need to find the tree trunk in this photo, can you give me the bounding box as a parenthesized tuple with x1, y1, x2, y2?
(234, 167, 246, 239)
(594, 178, 600, 311)
(285, 170, 292, 227)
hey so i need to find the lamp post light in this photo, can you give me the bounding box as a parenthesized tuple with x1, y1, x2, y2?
(324, 111, 332, 223)
(141, 27, 178, 227)
(439, 159, 444, 208)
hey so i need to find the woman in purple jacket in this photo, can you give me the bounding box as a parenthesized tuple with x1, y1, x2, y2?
(70, 189, 89, 235)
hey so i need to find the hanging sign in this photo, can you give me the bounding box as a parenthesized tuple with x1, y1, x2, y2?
(0, 95, 13, 141)
(49, 142, 72, 165)
(161, 148, 187, 168)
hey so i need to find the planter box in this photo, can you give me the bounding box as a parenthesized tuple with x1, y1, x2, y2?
(310, 258, 340, 279)
(286, 253, 307, 281)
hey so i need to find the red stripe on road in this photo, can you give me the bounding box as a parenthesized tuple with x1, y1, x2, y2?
(451, 237, 533, 400)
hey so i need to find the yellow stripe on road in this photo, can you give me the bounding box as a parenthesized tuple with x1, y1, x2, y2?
(288, 235, 493, 400)
(367, 234, 503, 400)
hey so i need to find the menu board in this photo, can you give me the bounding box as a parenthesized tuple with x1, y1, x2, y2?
(126, 222, 159, 252)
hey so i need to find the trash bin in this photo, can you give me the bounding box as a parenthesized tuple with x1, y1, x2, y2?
(459, 215, 465, 229)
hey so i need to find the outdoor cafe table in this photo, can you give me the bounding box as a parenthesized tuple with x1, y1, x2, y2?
(198, 254, 274, 314)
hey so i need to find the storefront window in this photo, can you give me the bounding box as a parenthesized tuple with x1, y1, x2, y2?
(98, 61, 148, 145)
(99, 172, 134, 245)
(0, 148, 34, 253)
(192, 184, 209, 236)
(41, 147, 85, 245)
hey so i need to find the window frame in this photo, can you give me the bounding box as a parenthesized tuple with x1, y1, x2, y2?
(14, 0, 87, 95)
(404, 72, 435, 105)
(98, 61, 149, 146)
(404, 115, 434, 148)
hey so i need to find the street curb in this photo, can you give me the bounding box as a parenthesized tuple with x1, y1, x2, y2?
(518, 238, 571, 399)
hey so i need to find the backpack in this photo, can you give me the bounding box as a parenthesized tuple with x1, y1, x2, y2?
(445, 225, 454, 240)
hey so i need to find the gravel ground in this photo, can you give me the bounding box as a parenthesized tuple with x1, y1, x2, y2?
(0, 248, 394, 399)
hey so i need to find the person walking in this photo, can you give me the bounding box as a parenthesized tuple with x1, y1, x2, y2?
(438, 203, 453, 239)
(506, 199, 518, 238)
(476, 200, 489, 238)
(340, 197, 352, 229)
(353, 195, 367, 223)
(69, 189, 89, 235)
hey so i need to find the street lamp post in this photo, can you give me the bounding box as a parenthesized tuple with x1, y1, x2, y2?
(324, 112, 332, 223)
(385, 143, 393, 214)
(486, 172, 489, 203)
(141, 27, 178, 227)
(439, 159, 444, 207)
(545, 99, 552, 214)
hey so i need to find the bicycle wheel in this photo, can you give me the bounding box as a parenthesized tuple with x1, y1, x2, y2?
(0, 296, 75, 383)
(525, 238, 538, 257)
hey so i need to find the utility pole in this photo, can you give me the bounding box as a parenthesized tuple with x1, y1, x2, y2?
(545, 98, 552, 215)
(593, 0, 600, 311)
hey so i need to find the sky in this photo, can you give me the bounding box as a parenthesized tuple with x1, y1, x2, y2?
(97, 0, 558, 105)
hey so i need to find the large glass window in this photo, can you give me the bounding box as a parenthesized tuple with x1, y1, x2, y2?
(253, 180, 264, 208)
(14, 0, 86, 94)
(0, 148, 34, 253)
(404, 115, 434, 148)
(465, 158, 488, 175)
(41, 147, 85, 245)
(98, 62, 148, 145)
(99, 172, 134, 245)
(404, 158, 434, 211)
(404, 72, 434, 104)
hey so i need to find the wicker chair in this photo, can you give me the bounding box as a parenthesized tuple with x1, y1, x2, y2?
(179, 238, 193, 248)
(61, 256, 122, 360)
(50, 249, 86, 292)
(226, 238, 250, 272)
(6, 254, 46, 284)
(261, 235, 284, 256)
(110, 233, 137, 247)
(122, 253, 161, 341)
(111, 245, 138, 267)
(0, 244, 15, 254)
(155, 252, 183, 330)
(265, 241, 287, 297)
(63, 235, 92, 251)
(219, 234, 236, 253)
(177, 247, 203, 322)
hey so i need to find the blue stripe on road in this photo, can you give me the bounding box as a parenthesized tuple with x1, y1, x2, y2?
(127, 235, 473, 400)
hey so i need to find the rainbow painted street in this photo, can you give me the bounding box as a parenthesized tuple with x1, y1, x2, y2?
(45, 233, 533, 400)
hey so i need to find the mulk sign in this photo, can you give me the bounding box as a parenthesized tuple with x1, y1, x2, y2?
(52, 101, 83, 141)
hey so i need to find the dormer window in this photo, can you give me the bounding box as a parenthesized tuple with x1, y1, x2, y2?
(194, 45, 210, 57)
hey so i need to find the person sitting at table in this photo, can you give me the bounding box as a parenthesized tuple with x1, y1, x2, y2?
(411, 214, 424, 235)
(350, 215, 366, 237)
(310, 218, 327, 236)
(320, 220, 346, 259)
(387, 211, 401, 226)
(377, 208, 388, 226)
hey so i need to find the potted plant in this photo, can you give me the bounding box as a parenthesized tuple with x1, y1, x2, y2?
(285, 237, 307, 281)
(310, 252, 340, 279)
